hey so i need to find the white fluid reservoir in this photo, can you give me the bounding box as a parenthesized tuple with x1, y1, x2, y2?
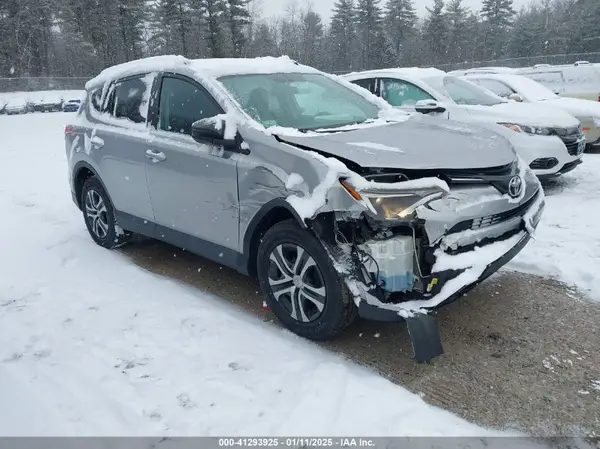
(363, 236, 415, 292)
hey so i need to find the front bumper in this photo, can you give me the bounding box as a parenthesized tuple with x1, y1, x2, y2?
(358, 229, 534, 322)
(354, 188, 545, 322)
(517, 133, 585, 177)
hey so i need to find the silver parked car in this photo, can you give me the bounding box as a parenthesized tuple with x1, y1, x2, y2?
(65, 56, 544, 361)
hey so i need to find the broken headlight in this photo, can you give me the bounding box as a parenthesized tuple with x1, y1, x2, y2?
(340, 179, 447, 221)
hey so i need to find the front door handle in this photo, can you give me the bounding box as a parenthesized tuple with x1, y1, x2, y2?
(146, 149, 166, 163)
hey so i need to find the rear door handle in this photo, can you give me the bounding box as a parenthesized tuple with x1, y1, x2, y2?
(145, 149, 166, 163)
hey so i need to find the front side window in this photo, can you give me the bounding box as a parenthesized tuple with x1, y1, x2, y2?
(114, 77, 150, 123)
(158, 76, 223, 135)
(219, 73, 380, 131)
(425, 76, 505, 106)
(473, 79, 516, 98)
(380, 78, 434, 107)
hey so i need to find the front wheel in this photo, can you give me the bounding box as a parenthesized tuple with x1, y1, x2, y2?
(257, 220, 357, 340)
(81, 176, 130, 249)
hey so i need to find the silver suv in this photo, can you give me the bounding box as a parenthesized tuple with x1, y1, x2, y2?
(65, 56, 544, 360)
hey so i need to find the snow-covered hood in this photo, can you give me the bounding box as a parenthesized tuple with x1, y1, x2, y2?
(543, 97, 600, 120)
(469, 102, 580, 128)
(276, 115, 515, 170)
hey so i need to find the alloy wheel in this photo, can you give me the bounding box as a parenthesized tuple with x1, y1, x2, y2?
(267, 243, 327, 323)
(85, 189, 109, 239)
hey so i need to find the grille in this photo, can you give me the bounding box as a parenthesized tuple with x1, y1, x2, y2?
(553, 126, 585, 156)
(530, 158, 559, 170)
(448, 191, 539, 233)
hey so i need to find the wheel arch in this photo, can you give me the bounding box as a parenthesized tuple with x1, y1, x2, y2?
(243, 198, 307, 277)
(72, 161, 112, 210)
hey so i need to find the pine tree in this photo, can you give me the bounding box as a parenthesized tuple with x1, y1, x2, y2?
(423, 0, 448, 64)
(116, 0, 146, 62)
(481, 0, 515, 59)
(384, 0, 417, 61)
(300, 11, 325, 69)
(329, 0, 358, 72)
(356, 0, 387, 69)
(151, 0, 192, 55)
(226, 0, 250, 57)
(249, 21, 278, 57)
(445, 0, 469, 62)
(198, 0, 227, 58)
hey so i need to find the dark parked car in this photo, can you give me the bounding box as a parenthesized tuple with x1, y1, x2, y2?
(63, 99, 82, 112)
(34, 96, 64, 112)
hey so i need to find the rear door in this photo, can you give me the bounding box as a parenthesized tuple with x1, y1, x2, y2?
(145, 73, 240, 252)
(87, 75, 156, 222)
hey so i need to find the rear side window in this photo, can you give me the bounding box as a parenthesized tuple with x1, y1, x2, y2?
(352, 78, 377, 94)
(113, 77, 151, 123)
(90, 89, 104, 112)
(380, 78, 434, 106)
(158, 76, 223, 135)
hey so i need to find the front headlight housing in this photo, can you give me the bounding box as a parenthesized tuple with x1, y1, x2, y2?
(499, 123, 553, 136)
(340, 179, 447, 221)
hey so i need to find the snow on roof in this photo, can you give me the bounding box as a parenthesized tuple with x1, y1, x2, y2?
(345, 67, 446, 80)
(188, 56, 319, 78)
(86, 55, 318, 90)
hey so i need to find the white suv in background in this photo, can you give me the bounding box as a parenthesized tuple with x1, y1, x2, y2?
(343, 69, 585, 179)
(463, 73, 600, 149)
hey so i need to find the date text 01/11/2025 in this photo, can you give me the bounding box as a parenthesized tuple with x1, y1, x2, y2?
(218, 438, 376, 447)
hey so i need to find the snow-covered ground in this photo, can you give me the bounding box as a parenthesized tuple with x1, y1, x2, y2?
(508, 155, 600, 299)
(0, 113, 497, 436)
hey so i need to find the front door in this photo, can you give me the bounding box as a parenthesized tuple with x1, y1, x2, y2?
(145, 74, 240, 252)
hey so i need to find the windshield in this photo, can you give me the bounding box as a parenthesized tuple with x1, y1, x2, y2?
(218, 73, 381, 131)
(507, 76, 560, 101)
(424, 76, 506, 106)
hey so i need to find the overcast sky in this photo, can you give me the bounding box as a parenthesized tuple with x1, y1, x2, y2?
(259, 0, 531, 22)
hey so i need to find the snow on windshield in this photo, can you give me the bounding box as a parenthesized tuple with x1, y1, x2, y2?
(425, 76, 505, 106)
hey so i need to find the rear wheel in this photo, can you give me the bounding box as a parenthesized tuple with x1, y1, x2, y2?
(257, 220, 357, 340)
(81, 176, 130, 249)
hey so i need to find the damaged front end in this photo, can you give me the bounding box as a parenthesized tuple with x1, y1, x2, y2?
(305, 161, 545, 362)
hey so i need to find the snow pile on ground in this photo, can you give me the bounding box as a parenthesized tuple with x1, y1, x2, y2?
(509, 154, 600, 300)
(0, 113, 498, 436)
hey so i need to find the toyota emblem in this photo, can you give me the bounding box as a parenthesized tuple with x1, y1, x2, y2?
(508, 175, 523, 198)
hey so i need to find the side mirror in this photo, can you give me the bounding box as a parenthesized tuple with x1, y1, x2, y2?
(415, 100, 447, 115)
(191, 117, 249, 154)
(508, 93, 524, 102)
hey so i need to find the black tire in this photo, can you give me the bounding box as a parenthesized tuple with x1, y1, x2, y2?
(257, 220, 357, 341)
(81, 176, 130, 249)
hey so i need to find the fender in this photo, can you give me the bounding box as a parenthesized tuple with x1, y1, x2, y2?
(72, 161, 114, 209)
(241, 198, 309, 275)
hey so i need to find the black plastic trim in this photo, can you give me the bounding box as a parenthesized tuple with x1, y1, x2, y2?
(115, 211, 247, 274)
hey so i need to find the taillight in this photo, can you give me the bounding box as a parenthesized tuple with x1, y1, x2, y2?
(64, 125, 75, 135)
